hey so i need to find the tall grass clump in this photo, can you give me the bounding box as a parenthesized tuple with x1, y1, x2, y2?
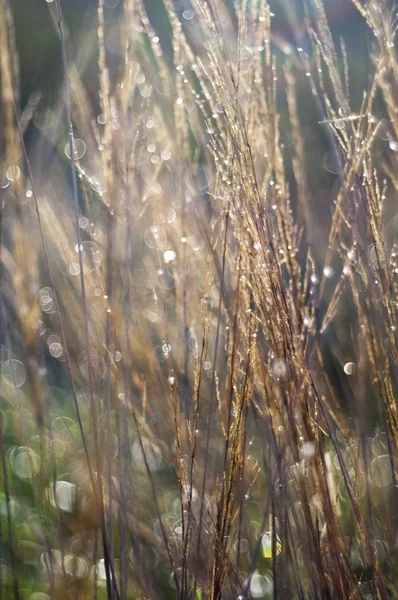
(1, 0, 398, 597)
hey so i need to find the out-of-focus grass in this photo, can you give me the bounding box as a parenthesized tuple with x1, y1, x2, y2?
(1, 0, 398, 598)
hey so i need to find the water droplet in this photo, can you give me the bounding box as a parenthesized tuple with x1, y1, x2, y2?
(371, 455, 393, 487)
(183, 10, 195, 20)
(249, 570, 274, 597)
(10, 447, 40, 479)
(302, 441, 316, 459)
(64, 138, 86, 160)
(49, 342, 63, 358)
(69, 263, 80, 276)
(389, 140, 398, 152)
(343, 265, 351, 276)
(144, 225, 167, 249)
(234, 538, 249, 553)
(1, 359, 26, 387)
(5, 165, 21, 182)
(41, 549, 62, 574)
(78, 218, 88, 231)
(347, 250, 355, 261)
(94, 559, 107, 581)
(33, 107, 55, 130)
(344, 362, 355, 375)
(261, 532, 282, 558)
(78, 350, 105, 381)
(78, 241, 102, 272)
(63, 555, 88, 578)
(161, 150, 171, 160)
(323, 266, 334, 278)
(48, 481, 76, 512)
(152, 345, 169, 362)
(164, 249, 176, 262)
(323, 150, 343, 175)
(211, 284, 220, 299)
(272, 359, 289, 380)
(334, 120, 345, 130)
(372, 432, 388, 456)
(39, 287, 54, 312)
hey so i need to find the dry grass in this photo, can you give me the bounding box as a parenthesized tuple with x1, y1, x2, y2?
(1, 0, 398, 598)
